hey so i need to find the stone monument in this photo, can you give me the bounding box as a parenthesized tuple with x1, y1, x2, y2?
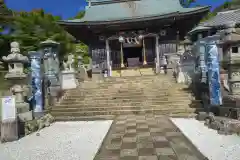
(1, 42, 32, 142)
(61, 53, 77, 89)
(29, 51, 44, 118)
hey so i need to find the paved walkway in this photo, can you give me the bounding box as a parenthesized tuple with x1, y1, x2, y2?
(94, 114, 206, 160)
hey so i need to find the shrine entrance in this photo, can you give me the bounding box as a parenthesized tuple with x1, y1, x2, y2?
(123, 46, 143, 68)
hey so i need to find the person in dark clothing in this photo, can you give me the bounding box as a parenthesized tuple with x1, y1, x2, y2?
(162, 56, 168, 74)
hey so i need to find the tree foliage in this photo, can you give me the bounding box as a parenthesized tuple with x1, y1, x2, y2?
(180, 0, 195, 7)
(72, 10, 85, 19)
(11, 9, 75, 58)
(0, 0, 14, 57)
(0, 0, 89, 63)
(201, 1, 238, 22)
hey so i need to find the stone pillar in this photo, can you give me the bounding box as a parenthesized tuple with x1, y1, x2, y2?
(142, 37, 147, 65)
(155, 36, 160, 73)
(106, 39, 111, 76)
(119, 36, 125, 68)
(120, 43, 124, 68)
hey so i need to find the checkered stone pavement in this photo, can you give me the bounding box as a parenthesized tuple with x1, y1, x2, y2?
(94, 114, 206, 160)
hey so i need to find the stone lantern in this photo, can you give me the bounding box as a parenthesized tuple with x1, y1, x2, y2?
(219, 26, 240, 96)
(2, 42, 31, 120)
(183, 37, 193, 52)
(40, 39, 61, 104)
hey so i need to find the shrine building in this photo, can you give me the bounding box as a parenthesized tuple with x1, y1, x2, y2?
(58, 0, 209, 77)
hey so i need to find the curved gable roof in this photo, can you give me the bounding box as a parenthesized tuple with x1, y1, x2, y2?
(61, 0, 209, 24)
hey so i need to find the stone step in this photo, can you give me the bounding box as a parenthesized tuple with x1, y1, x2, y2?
(64, 93, 192, 98)
(51, 108, 200, 117)
(79, 81, 174, 89)
(68, 89, 190, 94)
(54, 115, 116, 121)
(53, 102, 197, 108)
(53, 113, 198, 121)
(61, 98, 193, 104)
(51, 105, 198, 112)
(59, 99, 194, 106)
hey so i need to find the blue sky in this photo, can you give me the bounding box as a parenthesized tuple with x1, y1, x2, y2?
(6, 0, 229, 19)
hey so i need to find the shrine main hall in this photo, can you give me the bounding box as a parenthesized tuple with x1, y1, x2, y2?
(58, 0, 209, 76)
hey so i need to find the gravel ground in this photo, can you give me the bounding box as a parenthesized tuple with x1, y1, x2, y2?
(171, 118, 240, 160)
(0, 121, 113, 160)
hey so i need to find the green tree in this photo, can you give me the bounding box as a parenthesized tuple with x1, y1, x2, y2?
(180, 0, 195, 7)
(75, 42, 89, 64)
(201, 1, 236, 22)
(0, 0, 14, 57)
(11, 9, 75, 58)
(74, 10, 85, 19)
(68, 10, 90, 64)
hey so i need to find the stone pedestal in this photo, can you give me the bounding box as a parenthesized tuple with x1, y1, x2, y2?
(1, 119, 18, 142)
(61, 71, 77, 90)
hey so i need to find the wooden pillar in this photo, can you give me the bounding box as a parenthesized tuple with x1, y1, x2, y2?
(176, 30, 180, 52)
(120, 42, 124, 68)
(106, 39, 111, 76)
(155, 35, 160, 73)
(143, 38, 147, 65)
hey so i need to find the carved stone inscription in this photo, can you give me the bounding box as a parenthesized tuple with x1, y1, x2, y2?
(230, 71, 240, 81)
(231, 82, 240, 95)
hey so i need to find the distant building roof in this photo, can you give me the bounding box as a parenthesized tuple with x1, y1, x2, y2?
(188, 26, 211, 34)
(203, 9, 240, 27)
(188, 9, 240, 35)
(59, 0, 209, 25)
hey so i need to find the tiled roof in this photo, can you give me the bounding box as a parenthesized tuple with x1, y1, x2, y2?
(203, 9, 240, 27)
(60, 0, 209, 23)
(188, 26, 211, 34)
(188, 9, 240, 35)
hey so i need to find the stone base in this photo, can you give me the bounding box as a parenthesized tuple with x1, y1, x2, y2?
(1, 119, 18, 142)
(61, 71, 77, 90)
(18, 111, 33, 122)
(196, 112, 240, 135)
(16, 103, 29, 113)
(33, 112, 44, 119)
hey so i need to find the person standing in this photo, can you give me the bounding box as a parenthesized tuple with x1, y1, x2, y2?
(162, 55, 168, 74)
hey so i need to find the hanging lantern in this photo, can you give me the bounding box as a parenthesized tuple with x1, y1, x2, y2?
(119, 36, 124, 43)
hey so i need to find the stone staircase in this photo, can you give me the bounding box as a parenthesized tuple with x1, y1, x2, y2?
(51, 75, 203, 121)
